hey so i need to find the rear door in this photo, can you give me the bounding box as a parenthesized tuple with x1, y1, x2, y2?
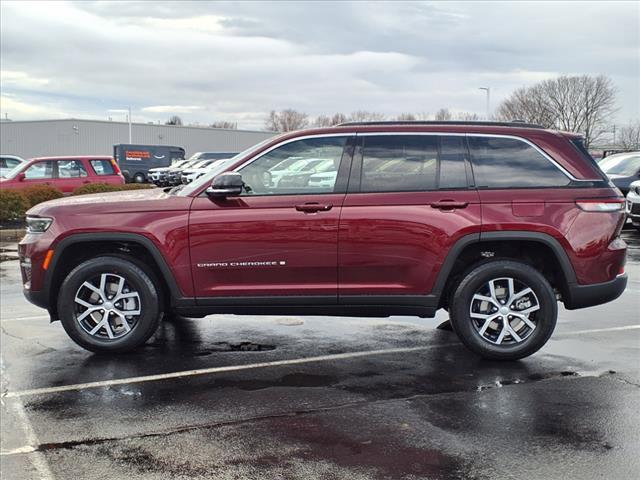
(338, 133, 481, 303)
(54, 159, 90, 193)
(189, 135, 354, 301)
(88, 158, 123, 185)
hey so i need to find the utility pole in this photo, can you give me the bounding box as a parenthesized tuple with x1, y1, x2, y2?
(479, 87, 491, 120)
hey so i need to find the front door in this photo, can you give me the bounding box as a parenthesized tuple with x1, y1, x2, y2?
(338, 134, 482, 302)
(189, 135, 354, 301)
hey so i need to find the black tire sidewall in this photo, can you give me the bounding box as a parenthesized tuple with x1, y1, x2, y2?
(58, 256, 160, 353)
(450, 260, 557, 360)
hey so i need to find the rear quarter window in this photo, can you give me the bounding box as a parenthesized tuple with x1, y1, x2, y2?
(90, 159, 116, 175)
(468, 136, 570, 188)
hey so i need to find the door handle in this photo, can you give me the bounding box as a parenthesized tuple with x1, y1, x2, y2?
(295, 202, 333, 213)
(430, 200, 469, 210)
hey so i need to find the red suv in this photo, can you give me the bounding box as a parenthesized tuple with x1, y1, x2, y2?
(18, 122, 627, 359)
(1, 156, 124, 194)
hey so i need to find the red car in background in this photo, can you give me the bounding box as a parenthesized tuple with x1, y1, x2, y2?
(0, 156, 125, 194)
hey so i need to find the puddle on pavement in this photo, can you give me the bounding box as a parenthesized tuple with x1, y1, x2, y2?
(196, 342, 276, 356)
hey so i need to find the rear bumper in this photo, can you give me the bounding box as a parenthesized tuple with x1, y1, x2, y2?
(564, 274, 628, 310)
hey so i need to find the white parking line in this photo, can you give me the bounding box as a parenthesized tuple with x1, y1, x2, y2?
(0, 314, 49, 323)
(4, 323, 639, 399)
(5, 399, 55, 478)
(561, 324, 640, 335)
(3, 344, 460, 398)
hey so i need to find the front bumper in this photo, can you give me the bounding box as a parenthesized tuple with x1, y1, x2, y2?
(564, 274, 628, 310)
(23, 288, 49, 310)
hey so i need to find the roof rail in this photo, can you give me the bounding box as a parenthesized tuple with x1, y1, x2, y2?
(336, 120, 545, 128)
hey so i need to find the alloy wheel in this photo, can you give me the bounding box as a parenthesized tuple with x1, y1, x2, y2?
(74, 273, 142, 340)
(469, 277, 540, 345)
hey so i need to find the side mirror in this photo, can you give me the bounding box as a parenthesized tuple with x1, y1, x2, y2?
(17, 172, 26, 181)
(205, 172, 243, 198)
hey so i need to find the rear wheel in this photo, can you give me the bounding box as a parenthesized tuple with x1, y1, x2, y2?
(133, 172, 146, 183)
(449, 260, 557, 360)
(58, 256, 162, 353)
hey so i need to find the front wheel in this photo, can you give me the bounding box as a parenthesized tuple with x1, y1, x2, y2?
(133, 173, 146, 183)
(58, 256, 162, 353)
(449, 260, 557, 360)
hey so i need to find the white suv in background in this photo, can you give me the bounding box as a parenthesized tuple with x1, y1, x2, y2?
(627, 180, 640, 230)
(0, 155, 25, 177)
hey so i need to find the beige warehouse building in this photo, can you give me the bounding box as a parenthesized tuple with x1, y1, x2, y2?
(0, 119, 275, 159)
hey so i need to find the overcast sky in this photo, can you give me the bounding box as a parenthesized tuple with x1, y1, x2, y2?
(1, 1, 638, 130)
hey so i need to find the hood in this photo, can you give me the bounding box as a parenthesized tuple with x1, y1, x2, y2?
(148, 167, 172, 173)
(28, 188, 192, 217)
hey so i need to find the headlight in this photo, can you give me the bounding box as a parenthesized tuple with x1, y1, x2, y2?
(26, 216, 53, 234)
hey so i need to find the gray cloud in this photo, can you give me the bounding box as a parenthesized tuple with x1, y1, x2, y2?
(1, 1, 638, 129)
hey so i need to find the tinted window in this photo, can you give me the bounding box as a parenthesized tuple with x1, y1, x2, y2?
(238, 136, 348, 195)
(58, 160, 88, 178)
(439, 136, 468, 189)
(360, 136, 438, 192)
(468, 137, 570, 188)
(90, 159, 116, 175)
(25, 161, 54, 179)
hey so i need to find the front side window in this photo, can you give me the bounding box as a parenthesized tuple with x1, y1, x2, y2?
(24, 161, 54, 179)
(57, 160, 88, 178)
(238, 136, 348, 195)
(468, 137, 570, 188)
(90, 159, 116, 175)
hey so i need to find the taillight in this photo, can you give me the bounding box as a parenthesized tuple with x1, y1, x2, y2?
(576, 199, 625, 212)
(111, 158, 122, 174)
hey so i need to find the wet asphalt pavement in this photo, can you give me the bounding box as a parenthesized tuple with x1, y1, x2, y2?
(1, 230, 639, 480)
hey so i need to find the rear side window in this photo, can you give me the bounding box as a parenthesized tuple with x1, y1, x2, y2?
(358, 135, 469, 192)
(439, 136, 468, 189)
(57, 160, 88, 178)
(90, 159, 116, 175)
(468, 137, 570, 188)
(361, 136, 438, 192)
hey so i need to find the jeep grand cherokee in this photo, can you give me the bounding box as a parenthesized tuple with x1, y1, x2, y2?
(19, 121, 628, 360)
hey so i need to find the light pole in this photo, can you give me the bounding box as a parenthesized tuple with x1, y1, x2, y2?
(479, 87, 490, 120)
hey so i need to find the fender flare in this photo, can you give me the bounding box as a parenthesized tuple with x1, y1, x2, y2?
(45, 232, 187, 309)
(431, 231, 577, 299)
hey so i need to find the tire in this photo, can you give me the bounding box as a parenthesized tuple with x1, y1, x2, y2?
(449, 260, 557, 360)
(57, 256, 162, 353)
(133, 173, 146, 184)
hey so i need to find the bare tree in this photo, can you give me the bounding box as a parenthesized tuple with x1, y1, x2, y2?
(434, 108, 452, 121)
(312, 115, 333, 128)
(496, 75, 617, 147)
(396, 113, 417, 121)
(265, 109, 309, 132)
(617, 121, 640, 150)
(348, 111, 386, 122)
(165, 115, 183, 126)
(210, 121, 237, 129)
(456, 112, 481, 121)
(331, 113, 348, 125)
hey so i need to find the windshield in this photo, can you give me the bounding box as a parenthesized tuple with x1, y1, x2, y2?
(2, 161, 28, 179)
(178, 136, 279, 196)
(600, 155, 640, 176)
(186, 152, 205, 161)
